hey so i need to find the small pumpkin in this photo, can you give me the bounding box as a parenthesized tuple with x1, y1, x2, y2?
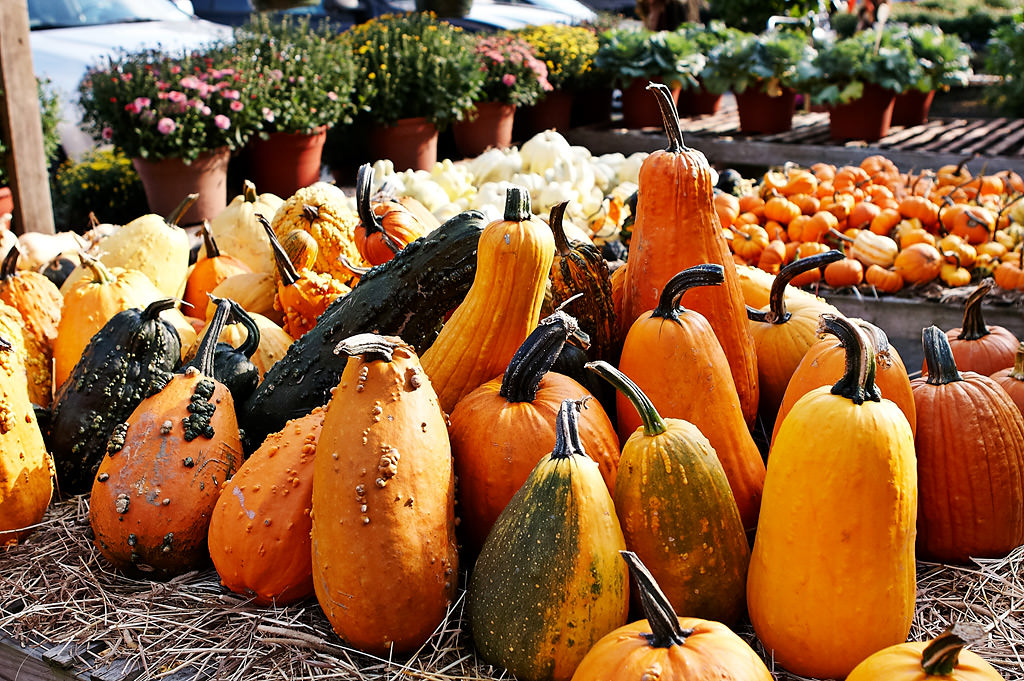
(893, 242, 943, 285)
(990, 341, 1024, 416)
(865, 264, 904, 293)
(939, 280, 1019, 376)
(846, 624, 1006, 681)
(570, 551, 772, 681)
(850, 229, 899, 268)
(353, 163, 430, 265)
(183, 222, 252, 313)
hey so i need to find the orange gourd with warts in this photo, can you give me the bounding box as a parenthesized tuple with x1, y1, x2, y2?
(622, 83, 758, 425)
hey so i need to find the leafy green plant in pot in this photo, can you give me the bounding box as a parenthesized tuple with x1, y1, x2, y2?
(231, 13, 357, 197)
(986, 12, 1024, 117)
(890, 23, 973, 126)
(593, 27, 706, 128)
(702, 28, 817, 134)
(807, 28, 922, 142)
(676, 21, 748, 115)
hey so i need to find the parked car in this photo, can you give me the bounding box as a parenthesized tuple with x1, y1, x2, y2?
(29, 0, 232, 159)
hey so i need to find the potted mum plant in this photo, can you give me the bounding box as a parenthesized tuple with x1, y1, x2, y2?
(593, 27, 706, 129)
(344, 11, 484, 172)
(702, 29, 817, 134)
(514, 23, 601, 134)
(807, 28, 921, 142)
(231, 14, 357, 197)
(78, 44, 261, 223)
(453, 34, 552, 157)
(892, 24, 973, 126)
(677, 21, 747, 115)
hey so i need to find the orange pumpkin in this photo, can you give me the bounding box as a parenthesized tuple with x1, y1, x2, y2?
(991, 341, 1024, 417)
(893, 242, 943, 285)
(183, 222, 252, 313)
(846, 624, 1006, 681)
(865, 264, 904, 293)
(353, 163, 430, 265)
(940, 280, 1019, 376)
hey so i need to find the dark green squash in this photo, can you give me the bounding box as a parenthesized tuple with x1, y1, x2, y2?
(209, 297, 260, 405)
(242, 209, 486, 442)
(467, 398, 629, 681)
(49, 298, 182, 495)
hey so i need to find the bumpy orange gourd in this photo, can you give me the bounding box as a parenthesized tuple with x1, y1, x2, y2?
(448, 311, 619, 555)
(0, 335, 54, 545)
(312, 334, 456, 656)
(617, 264, 764, 533)
(571, 551, 772, 681)
(912, 326, 1024, 563)
(421, 186, 555, 413)
(846, 624, 1006, 681)
(90, 299, 243, 576)
(748, 314, 917, 680)
(208, 408, 324, 605)
(621, 83, 758, 425)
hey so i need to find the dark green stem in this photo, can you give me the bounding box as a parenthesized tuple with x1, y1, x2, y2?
(226, 298, 261, 359)
(0, 244, 20, 281)
(620, 550, 691, 648)
(550, 398, 588, 461)
(957, 280, 993, 341)
(503, 186, 532, 222)
(651, 264, 724, 321)
(921, 623, 986, 676)
(748, 250, 844, 324)
(141, 298, 179, 321)
(258, 213, 300, 287)
(356, 163, 401, 255)
(818, 313, 881, 404)
(500, 311, 588, 403)
(586, 360, 667, 437)
(187, 298, 231, 377)
(923, 325, 963, 385)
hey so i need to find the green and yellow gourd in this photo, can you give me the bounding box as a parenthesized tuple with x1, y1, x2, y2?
(468, 398, 629, 681)
(747, 314, 917, 680)
(421, 186, 555, 414)
(587, 360, 749, 627)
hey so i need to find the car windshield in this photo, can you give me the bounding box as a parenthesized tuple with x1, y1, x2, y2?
(28, 0, 188, 29)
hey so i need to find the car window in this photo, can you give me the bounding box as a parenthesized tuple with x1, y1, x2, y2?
(28, 0, 188, 29)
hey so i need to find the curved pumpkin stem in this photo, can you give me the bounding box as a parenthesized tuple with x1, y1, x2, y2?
(651, 264, 724, 321)
(200, 221, 220, 259)
(165, 193, 199, 227)
(333, 332, 401, 363)
(499, 311, 589, 403)
(649, 82, 688, 155)
(257, 214, 300, 288)
(550, 200, 573, 257)
(921, 623, 986, 676)
(550, 397, 588, 461)
(337, 253, 372, 278)
(0, 244, 21, 281)
(225, 298, 261, 360)
(242, 180, 258, 204)
(855, 320, 892, 369)
(187, 297, 231, 377)
(504, 186, 533, 222)
(958, 280, 993, 341)
(79, 252, 115, 285)
(586, 360, 667, 437)
(819, 313, 881, 405)
(141, 298, 179, 321)
(356, 163, 401, 256)
(923, 325, 963, 386)
(620, 550, 690, 648)
(748, 250, 844, 325)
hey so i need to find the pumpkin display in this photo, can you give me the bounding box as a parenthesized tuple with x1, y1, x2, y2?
(548, 201, 617, 362)
(587, 361, 749, 626)
(938, 280, 1019, 376)
(845, 624, 1006, 681)
(747, 250, 844, 423)
(990, 341, 1024, 415)
(312, 334, 457, 656)
(570, 551, 772, 681)
(621, 83, 759, 426)
(50, 299, 182, 495)
(448, 311, 619, 555)
(89, 298, 243, 576)
(893, 242, 943, 285)
(0, 246, 61, 407)
(617, 264, 764, 533)
(183, 222, 252, 313)
(421, 186, 555, 414)
(353, 163, 430, 265)
(748, 314, 917, 680)
(0, 335, 54, 545)
(911, 326, 1024, 563)
(206, 180, 283, 275)
(208, 407, 325, 605)
(468, 398, 629, 681)
(865, 264, 904, 293)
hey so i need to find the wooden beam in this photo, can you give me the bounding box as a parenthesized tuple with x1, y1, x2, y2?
(0, 0, 55, 235)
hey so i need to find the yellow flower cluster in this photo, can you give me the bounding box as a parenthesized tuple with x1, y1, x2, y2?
(513, 24, 600, 90)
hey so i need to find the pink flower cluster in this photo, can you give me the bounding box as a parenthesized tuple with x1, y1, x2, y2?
(120, 66, 244, 135)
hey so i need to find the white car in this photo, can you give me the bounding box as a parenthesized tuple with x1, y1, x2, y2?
(29, 0, 232, 159)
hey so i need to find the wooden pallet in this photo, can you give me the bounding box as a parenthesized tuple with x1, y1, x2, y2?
(566, 95, 1024, 175)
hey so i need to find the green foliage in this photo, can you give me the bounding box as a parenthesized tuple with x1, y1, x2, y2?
(985, 12, 1024, 115)
(701, 29, 818, 95)
(889, 0, 1018, 49)
(807, 29, 922, 105)
(0, 79, 62, 187)
(897, 24, 973, 92)
(51, 149, 148, 231)
(706, 0, 818, 33)
(343, 12, 484, 130)
(593, 27, 706, 90)
(231, 14, 357, 136)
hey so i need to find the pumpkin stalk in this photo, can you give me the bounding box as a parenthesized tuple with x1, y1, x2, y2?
(356, 163, 402, 255)
(586, 360, 667, 437)
(748, 250, 844, 325)
(224, 298, 261, 359)
(242, 180, 258, 204)
(258, 214, 300, 287)
(958, 280, 994, 341)
(200, 221, 220, 258)
(333, 332, 398, 363)
(921, 624, 986, 676)
(503, 186, 532, 222)
(923, 325, 964, 385)
(619, 550, 690, 648)
(550, 201, 573, 256)
(499, 311, 589, 403)
(550, 398, 589, 461)
(1009, 342, 1024, 381)
(0, 245, 20, 280)
(648, 82, 688, 154)
(188, 298, 231, 377)
(78, 252, 115, 285)
(818, 314, 881, 405)
(165, 193, 199, 227)
(651, 264, 724, 321)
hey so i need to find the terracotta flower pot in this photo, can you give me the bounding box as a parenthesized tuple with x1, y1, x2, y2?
(132, 147, 231, 225)
(571, 86, 614, 127)
(828, 83, 897, 142)
(247, 126, 328, 198)
(0, 187, 12, 217)
(892, 89, 936, 127)
(517, 90, 574, 138)
(677, 81, 723, 116)
(620, 77, 681, 129)
(369, 117, 439, 172)
(453, 101, 516, 158)
(735, 87, 798, 135)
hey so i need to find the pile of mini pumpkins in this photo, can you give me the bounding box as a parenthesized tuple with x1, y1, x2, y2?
(715, 154, 1024, 295)
(1, 83, 1021, 681)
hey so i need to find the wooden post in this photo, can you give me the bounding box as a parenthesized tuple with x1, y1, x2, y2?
(0, 0, 56, 235)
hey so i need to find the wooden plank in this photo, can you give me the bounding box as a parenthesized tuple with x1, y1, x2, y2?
(876, 119, 947, 147)
(893, 118, 970, 150)
(0, 0, 55, 234)
(959, 117, 1024, 154)
(985, 119, 1024, 155)
(916, 118, 991, 152)
(0, 636, 84, 681)
(939, 117, 1013, 155)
